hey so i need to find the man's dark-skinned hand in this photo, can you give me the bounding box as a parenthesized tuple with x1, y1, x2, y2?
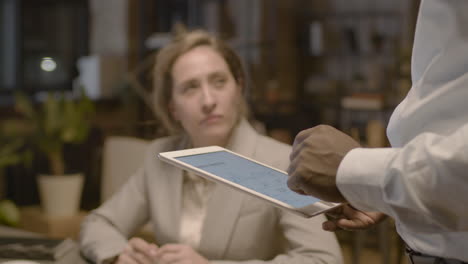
(287, 125, 387, 231)
(287, 125, 360, 202)
(324, 204, 387, 231)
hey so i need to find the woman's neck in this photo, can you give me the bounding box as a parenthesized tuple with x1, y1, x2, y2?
(192, 137, 229, 148)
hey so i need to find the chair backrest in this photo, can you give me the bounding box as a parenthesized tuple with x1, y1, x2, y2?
(101, 136, 150, 202)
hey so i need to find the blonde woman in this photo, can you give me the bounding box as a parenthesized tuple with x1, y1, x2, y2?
(80, 30, 343, 264)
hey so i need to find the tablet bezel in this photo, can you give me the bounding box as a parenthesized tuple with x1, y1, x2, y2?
(158, 146, 342, 218)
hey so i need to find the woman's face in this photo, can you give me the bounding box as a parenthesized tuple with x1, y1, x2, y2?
(169, 45, 242, 147)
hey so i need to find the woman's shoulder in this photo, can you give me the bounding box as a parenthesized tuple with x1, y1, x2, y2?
(253, 135, 292, 168)
(141, 135, 185, 171)
(256, 134, 292, 152)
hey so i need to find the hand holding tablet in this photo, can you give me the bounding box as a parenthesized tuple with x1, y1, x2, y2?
(158, 146, 342, 218)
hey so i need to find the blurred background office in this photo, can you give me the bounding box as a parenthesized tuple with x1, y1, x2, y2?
(0, 0, 420, 263)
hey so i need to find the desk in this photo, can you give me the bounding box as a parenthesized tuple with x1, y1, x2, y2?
(0, 225, 88, 264)
(0, 225, 41, 238)
(19, 206, 87, 239)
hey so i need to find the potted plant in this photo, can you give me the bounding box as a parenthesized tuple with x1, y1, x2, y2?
(1, 89, 94, 216)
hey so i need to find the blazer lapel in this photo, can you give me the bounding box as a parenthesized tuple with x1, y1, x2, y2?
(197, 185, 243, 259)
(156, 162, 183, 243)
(197, 118, 259, 259)
(155, 136, 189, 244)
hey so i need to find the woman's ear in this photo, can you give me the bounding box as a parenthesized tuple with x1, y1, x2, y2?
(237, 78, 245, 95)
(168, 100, 179, 121)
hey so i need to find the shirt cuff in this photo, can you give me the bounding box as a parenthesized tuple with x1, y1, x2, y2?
(336, 147, 397, 213)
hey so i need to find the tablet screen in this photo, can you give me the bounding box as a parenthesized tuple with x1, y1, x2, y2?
(175, 150, 320, 208)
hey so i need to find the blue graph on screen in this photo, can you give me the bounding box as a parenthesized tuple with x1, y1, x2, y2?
(176, 151, 319, 208)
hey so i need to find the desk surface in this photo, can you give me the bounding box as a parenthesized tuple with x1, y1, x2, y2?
(19, 206, 87, 240)
(0, 225, 88, 264)
(0, 225, 41, 238)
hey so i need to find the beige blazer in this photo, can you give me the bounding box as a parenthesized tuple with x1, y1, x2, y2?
(80, 119, 343, 264)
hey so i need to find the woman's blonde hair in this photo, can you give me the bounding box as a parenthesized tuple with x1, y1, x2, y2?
(153, 30, 248, 135)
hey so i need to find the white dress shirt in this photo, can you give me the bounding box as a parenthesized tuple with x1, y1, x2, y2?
(337, 0, 468, 262)
(179, 171, 215, 249)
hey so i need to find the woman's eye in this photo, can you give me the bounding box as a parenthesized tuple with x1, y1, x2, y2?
(213, 77, 226, 87)
(183, 82, 198, 93)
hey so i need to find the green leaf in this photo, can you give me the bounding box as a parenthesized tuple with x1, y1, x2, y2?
(2, 89, 95, 175)
(43, 93, 62, 136)
(0, 199, 20, 226)
(14, 92, 36, 119)
(1, 119, 34, 137)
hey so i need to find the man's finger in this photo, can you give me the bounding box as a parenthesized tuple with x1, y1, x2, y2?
(286, 174, 307, 195)
(335, 218, 371, 230)
(325, 206, 344, 219)
(288, 145, 300, 164)
(322, 220, 339, 231)
(286, 155, 299, 175)
(292, 129, 312, 146)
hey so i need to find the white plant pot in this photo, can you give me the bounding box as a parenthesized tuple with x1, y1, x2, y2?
(37, 173, 84, 217)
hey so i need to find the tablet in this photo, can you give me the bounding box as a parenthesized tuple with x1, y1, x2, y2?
(158, 146, 342, 218)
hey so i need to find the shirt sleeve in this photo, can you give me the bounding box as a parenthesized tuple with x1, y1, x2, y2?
(337, 121, 468, 232)
(337, 0, 468, 234)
